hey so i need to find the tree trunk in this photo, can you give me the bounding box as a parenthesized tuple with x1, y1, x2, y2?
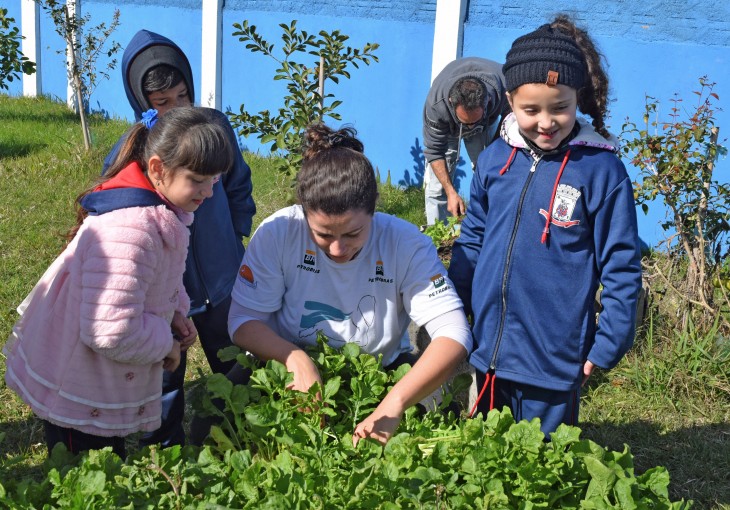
(73, 73, 90, 151)
(64, 2, 91, 151)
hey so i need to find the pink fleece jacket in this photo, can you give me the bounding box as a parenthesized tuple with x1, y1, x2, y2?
(4, 204, 192, 437)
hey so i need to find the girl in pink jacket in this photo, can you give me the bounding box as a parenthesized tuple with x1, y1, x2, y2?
(4, 107, 234, 458)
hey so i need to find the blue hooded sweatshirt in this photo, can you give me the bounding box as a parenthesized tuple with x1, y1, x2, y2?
(103, 30, 256, 315)
(448, 113, 642, 392)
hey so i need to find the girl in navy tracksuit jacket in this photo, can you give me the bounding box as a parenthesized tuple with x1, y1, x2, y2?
(448, 15, 642, 436)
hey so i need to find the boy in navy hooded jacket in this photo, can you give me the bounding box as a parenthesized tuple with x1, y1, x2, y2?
(103, 29, 256, 447)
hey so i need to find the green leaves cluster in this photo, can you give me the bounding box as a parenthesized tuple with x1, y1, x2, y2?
(622, 77, 728, 253)
(621, 77, 729, 325)
(227, 20, 379, 196)
(422, 215, 461, 247)
(0, 340, 689, 508)
(422, 216, 462, 267)
(0, 8, 36, 90)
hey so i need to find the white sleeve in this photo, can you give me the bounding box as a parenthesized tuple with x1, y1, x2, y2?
(228, 298, 272, 341)
(423, 308, 473, 354)
(231, 210, 287, 312)
(399, 227, 464, 326)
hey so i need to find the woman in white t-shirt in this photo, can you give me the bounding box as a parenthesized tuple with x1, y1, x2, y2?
(228, 123, 472, 445)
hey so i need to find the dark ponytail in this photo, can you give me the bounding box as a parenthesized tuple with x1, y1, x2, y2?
(68, 107, 234, 241)
(297, 123, 378, 216)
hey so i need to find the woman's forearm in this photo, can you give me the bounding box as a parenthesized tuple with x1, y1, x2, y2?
(232, 319, 299, 362)
(381, 337, 467, 414)
(232, 319, 321, 392)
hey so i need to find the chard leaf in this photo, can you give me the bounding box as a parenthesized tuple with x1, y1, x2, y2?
(637, 466, 671, 498)
(614, 477, 637, 509)
(209, 425, 236, 451)
(584, 456, 618, 500)
(206, 373, 233, 399)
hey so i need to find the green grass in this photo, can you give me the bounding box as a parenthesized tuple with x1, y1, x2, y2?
(0, 95, 728, 509)
(580, 315, 729, 508)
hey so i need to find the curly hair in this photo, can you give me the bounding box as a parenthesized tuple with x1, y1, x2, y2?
(297, 123, 378, 216)
(448, 78, 487, 111)
(550, 14, 611, 138)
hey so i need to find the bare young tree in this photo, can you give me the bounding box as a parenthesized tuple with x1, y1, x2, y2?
(37, 0, 121, 150)
(622, 77, 729, 329)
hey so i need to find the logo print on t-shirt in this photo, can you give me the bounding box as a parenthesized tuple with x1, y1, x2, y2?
(303, 249, 316, 265)
(539, 184, 581, 227)
(238, 264, 257, 289)
(370, 260, 393, 283)
(375, 260, 384, 276)
(428, 273, 450, 298)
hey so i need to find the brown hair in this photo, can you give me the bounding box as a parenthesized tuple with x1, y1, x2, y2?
(297, 123, 378, 216)
(550, 14, 611, 138)
(69, 107, 233, 239)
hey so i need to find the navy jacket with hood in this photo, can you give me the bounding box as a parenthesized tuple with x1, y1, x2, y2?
(103, 30, 256, 315)
(448, 113, 642, 392)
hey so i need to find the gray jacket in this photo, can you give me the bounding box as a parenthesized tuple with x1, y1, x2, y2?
(423, 57, 508, 163)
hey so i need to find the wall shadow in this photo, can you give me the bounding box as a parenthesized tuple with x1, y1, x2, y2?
(402, 137, 425, 188)
(452, 161, 467, 191)
(90, 100, 112, 119)
(403, 137, 467, 191)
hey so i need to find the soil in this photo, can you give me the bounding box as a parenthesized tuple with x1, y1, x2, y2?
(437, 237, 455, 265)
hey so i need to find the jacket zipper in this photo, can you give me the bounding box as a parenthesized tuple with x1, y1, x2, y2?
(489, 155, 541, 370)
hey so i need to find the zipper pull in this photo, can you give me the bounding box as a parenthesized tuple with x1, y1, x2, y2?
(530, 158, 540, 173)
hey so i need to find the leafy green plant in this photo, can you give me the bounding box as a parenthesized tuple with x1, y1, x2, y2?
(422, 216, 461, 247)
(0, 8, 36, 90)
(621, 77, 729, 328)
(422, 216, 461, 266)
(37, 0, 121, 150)
(0, 339, 690, 508)
(228, 20, 379, 198)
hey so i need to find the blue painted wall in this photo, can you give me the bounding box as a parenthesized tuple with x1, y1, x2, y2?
(4, 0, 730, 246)
(219, 9, 434, 188)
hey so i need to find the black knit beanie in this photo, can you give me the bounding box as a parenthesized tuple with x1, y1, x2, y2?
(503, 23, 587, 92)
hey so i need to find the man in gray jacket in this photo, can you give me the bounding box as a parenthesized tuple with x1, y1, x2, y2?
(423, 57, 508, 224)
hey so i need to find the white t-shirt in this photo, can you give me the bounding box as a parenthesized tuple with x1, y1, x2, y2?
(231, 205, 464, 366)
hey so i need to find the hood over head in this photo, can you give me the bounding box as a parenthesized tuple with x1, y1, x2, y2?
(122, 30, 195, 120)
